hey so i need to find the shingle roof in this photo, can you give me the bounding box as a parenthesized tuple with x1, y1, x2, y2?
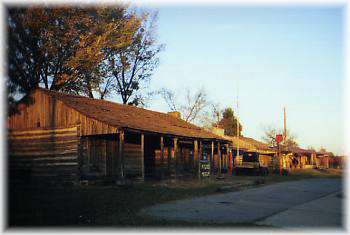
(283, 146, 315, 155)
(38, 88, 227, 141)
(240, 136, 273, 151)
(224, 135, 275, 153)
(229, 136, 256, 150)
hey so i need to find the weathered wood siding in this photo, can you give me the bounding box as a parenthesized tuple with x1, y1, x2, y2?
(79, 135, 120, 179)
(8, 90, 117, 136)
(8, 127, 79, 183)
(153, 144, 197, 179)
(124, 143, 143, 178)
(259, 154, 272, 167)
(79, 135, 143, 179)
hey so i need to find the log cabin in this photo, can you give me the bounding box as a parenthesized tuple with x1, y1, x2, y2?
(7, 88, 231, 183)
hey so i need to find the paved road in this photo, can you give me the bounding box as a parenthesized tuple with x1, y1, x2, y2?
(256, 191, 343, 228)
(139, 178, 343, 228)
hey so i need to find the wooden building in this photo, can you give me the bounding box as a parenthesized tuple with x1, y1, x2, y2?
(315, 152, 330, 169)
(220, 135, 277, 174)
(239, 137, 277, 169)
(283, 147, 316, 170)
(8, 88, 230, 183)
(329, 155, 344, 169)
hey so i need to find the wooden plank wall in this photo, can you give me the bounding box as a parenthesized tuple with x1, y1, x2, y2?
(8, 127, 78, 183)
(153, 144, 196, 179)
(80, 136, 120, 179)
(124, 143, 143, 178)
(259, 154, 272, 168)
(8, 90, 117, 136)
(79, 136, 143, 179)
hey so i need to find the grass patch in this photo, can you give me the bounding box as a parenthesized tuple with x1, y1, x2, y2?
(8, 168, 343, 227)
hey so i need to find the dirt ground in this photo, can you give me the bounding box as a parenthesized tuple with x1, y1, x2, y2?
(7, 168, 343, 227)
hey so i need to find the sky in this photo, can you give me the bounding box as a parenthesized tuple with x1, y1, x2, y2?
(129, 5, 345, 155)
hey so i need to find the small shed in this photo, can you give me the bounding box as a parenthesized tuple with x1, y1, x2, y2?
(8, 88, 230, 183)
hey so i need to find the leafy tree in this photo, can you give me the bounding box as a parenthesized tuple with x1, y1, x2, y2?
(64, 7, 142, 98)
(217, 108, 242, 137)
(104, 12, 164, 105)
(7, 6, 162, 108)
(7, 7, 93, 96)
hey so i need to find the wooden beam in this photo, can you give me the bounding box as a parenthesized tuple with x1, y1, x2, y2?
(218, 142, 221, 176)
(119, 130, 125, 178)
(141, 133, 144, 179)
(174, 137, 178, 177)
(167, 143, 171, 171)
(194, 140, 198, 170)
(104, 139, 107, 176)
(226, 143, 229, 173)
(211, 141, 214, 175)
(198, 140, 202, 179)
(160, 136, 164, 165)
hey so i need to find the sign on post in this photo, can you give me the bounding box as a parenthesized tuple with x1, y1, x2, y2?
(276, 134, 283, 144)
(200, 152, 210, 178)
(200, 160, 210, 178)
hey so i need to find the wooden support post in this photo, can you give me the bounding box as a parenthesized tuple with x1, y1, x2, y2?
(194, 140, 198, 175)
(104, 140, 107, 176)
(173, 138, 178, 158)
(218, 142, 221, 176)
(198, 140, 202, 179)
(160, 136, 164, 178)
(141, 133, 144, 179)
(167, 142, 171, 171)
(211, 141, 214, 175)
(160, 136, 164, 165)
(119, 130, 125, 179)
(173, 138, 178, 178)
(225, 143, 229, 174)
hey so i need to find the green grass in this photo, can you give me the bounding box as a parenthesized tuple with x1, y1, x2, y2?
(8, 168, 343, 227)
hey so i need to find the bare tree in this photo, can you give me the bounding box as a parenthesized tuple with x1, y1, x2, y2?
(262, 126, 279, 147)
(181, 88, 208, 123)
(262, 126, 298, 149)
(160, 87, 209, 124)
(159, 88, 177, 111)
(199, 102, 223, 129)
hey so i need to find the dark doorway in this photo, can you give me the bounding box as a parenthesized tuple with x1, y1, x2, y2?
(144, 134, 160, 179)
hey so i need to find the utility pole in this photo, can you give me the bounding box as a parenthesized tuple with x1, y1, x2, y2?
(283, 107, 287, 143)
(236, 78, 239, 166)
